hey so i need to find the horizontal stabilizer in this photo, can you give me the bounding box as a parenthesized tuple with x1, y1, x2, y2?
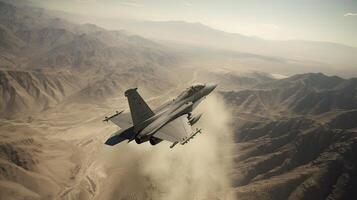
(105, 126, 135, 146)
(108, 111, 132, 129)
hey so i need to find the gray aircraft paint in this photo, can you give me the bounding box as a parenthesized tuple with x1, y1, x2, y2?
(104, 83, 216, 148)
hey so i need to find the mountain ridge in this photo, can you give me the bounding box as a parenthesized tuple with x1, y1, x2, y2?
(223, 73, 357, 116)
(0, 1, 179, 70)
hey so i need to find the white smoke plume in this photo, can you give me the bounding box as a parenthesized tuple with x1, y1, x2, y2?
(96, 94, 235, 200)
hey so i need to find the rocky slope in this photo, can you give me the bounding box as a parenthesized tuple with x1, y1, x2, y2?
(194, 68, 275, 91)
(69, 66, 175, 104)
(222, 73, 357, 200)
(0, 65, 177, 119)
(0, 69, 84, 118)
(1, 1, 357, 200)
(0, 1, 178, 70)
(223, 73, 357, 117)
(0, 121, 82, 200)
(0, 7, 179, 193)
(0, 1, 179, 118)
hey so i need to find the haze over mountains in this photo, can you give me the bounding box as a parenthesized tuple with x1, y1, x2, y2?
(0, 1, 178, 70)
(48, 14, 357, 77)
(4, 0, 357, 77)
(0, 1, 357, 200)
(0, 1, 178, 118)
(120, 20, 357, 77)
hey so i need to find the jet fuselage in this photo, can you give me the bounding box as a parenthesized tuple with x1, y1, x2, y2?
(134, 84, 216, 143)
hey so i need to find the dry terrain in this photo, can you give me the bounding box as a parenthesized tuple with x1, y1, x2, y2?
(1, 1, 357, 200)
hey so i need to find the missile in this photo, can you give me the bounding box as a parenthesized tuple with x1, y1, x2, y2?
(189, 113, 203, 126)
(181, 128, 202, 145)
(103, 110, 124, 122)
(170, 142, 178, 148)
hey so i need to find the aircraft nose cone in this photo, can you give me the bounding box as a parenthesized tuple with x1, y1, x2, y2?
(206, 84, 217, 94)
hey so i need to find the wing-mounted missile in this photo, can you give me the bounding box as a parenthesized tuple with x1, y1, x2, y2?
(181, 128, 202, 145)
(170, 128, 202, 148)
(188, 113, 203, 126)
(170, 142, 179, 148)
(103, 110, 124, 122)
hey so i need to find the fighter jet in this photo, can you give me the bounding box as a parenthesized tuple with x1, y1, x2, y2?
(103, 84, 217, 148)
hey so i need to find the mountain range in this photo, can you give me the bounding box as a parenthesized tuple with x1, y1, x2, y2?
(0, 1, 178, 70)
(220, 73, 357, 199)
(0, 1, 357, 200)
(0, 1, 178, 118)
(224, 73, 357, 116)
(91, 19, 357, 77)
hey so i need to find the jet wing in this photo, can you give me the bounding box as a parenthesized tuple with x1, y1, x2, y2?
(107, 111, 132, 129)
(153, 115, 192, 143)
(105, 126, 135, 146)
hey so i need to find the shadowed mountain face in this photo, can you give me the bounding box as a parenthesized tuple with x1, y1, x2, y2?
(0, 67, 175, 119)
(223, 73, 357, 116)
(0, 2, 178, 196)
(232, 118, 357, 200)
(0, 69, 84, 118)
(221, 73, 357, 200)
(0, 1, 178, 119)
(0, 1, 178, 70)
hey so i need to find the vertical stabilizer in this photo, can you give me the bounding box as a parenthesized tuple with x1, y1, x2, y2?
(125, 88, 155, 127)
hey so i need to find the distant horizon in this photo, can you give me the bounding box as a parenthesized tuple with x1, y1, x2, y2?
(112, 19, 357, 48)
(23, 5, 357, 48)
(2, 0, 357, 78)
(20, 0, 357, 47)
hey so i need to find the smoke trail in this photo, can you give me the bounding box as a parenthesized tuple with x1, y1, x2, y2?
(97, 94, 235, 200)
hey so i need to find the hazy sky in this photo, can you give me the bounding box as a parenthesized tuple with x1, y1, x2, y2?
(30, 0, 357, 47)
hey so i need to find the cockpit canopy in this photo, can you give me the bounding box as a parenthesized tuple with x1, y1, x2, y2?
(176, 84, 205, 100)
(185, 84, 205, 96)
